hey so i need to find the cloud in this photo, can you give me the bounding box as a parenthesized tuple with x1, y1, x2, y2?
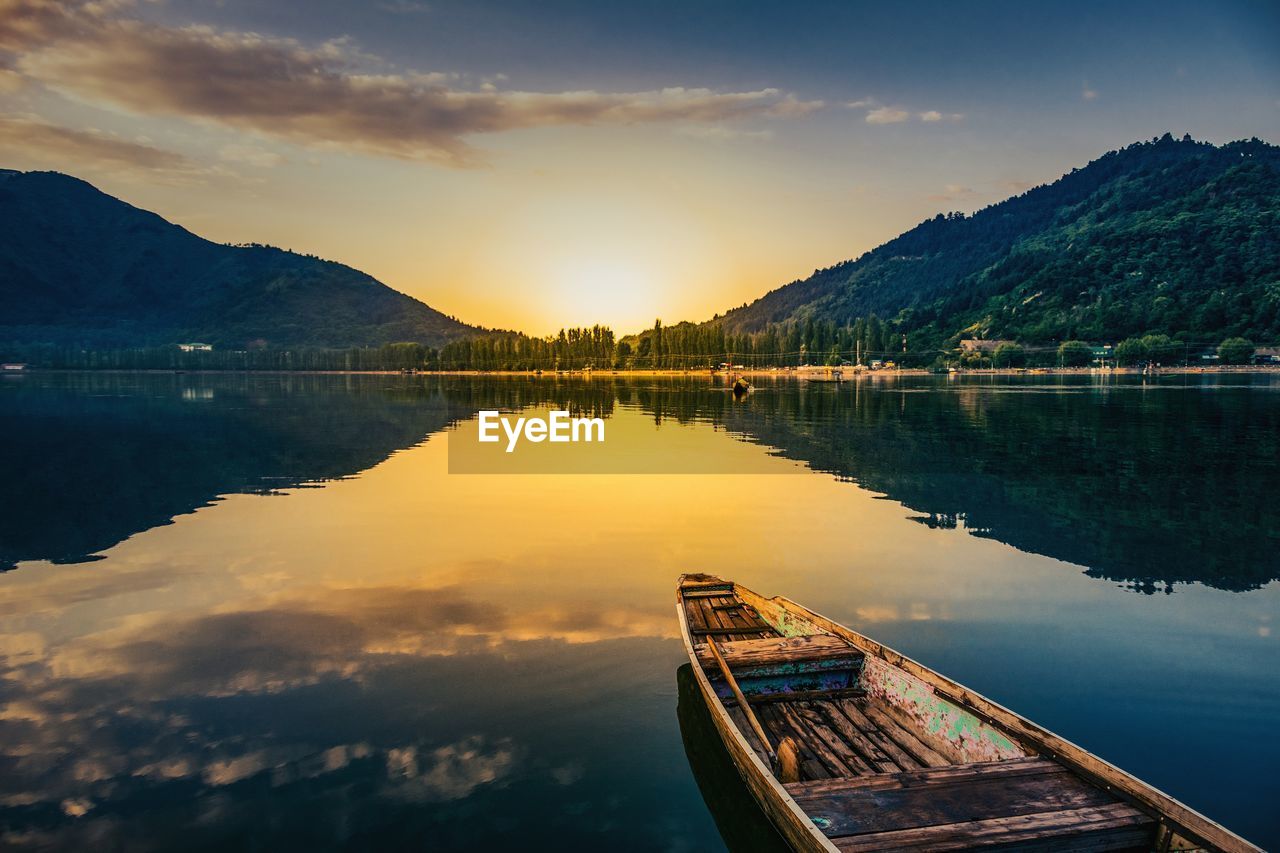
(0, 115, 210, 181)
(928, 183, 978, 202)
(865, 106, 911, 125)
(850, 99, 962, 125)
(0, 67, 23, 91)
(6, 0, 823, 167)
(918, 110, 963, 122)
(676, 124, 774, 141)
(1082, 84, 1099, 101)
(1002, 179, 1036, 193)
(219, 143, 285, 168)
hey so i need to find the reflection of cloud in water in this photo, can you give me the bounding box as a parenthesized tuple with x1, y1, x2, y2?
(0, 581, 667, 823)
(385, 737, 518, 802)
(30, 583, 675, 698)
(0, 562, 193, 618)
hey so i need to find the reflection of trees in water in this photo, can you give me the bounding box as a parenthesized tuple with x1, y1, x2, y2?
(4, 374, 1276, 591)
(643, 377, 1279, 592)
(0, 373, 617, 569)
(460, 374, 1278, 592)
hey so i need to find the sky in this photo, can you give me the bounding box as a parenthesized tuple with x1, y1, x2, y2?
(1, 0, 1278, 335)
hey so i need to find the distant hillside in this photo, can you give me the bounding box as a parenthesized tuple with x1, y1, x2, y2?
(715, 135, 1280, 348)
(0, 170, 482, 349)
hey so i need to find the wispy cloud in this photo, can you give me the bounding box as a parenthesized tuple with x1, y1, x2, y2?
(676, 124, 774, 141)
(928, 183, 978, 202)
(0, 114, 207, 180)
(3, 0, 823, 168)
(849, 98, 963, 125)
(866, 106, 911, 125)
(1081, 83, 1099, 101)
(219, 143, 285, 168)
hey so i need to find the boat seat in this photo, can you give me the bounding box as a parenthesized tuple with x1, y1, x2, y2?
(784, 758, 1156, 851)
(694, 633, 861, 668)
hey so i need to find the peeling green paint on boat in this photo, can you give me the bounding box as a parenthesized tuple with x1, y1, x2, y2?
(860, 656, 1024, 763)
(760, 605, 825, 638)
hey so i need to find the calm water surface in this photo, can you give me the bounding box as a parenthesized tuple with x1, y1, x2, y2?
(0, 372, 1277, 850)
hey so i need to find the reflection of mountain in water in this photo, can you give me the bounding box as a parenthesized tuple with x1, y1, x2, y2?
(4, 373, 1277, 591)
(0, 373, 619, 570)
(648, 377, 1280, 592)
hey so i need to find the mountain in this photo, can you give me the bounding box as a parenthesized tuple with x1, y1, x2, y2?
(0, 169, 482, 349)
(714, 135, 1280, 348)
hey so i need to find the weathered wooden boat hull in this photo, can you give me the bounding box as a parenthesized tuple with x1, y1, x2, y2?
(677, 575, 1261, 853)
(677, 592, 838, 852)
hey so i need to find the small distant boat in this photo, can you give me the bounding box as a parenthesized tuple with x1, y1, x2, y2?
(677, 575, 1259, 853)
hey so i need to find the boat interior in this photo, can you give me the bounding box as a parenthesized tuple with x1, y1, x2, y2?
(680, 576, 1163, 852)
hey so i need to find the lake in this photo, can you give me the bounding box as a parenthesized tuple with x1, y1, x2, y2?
(0, 371, 1277, 851)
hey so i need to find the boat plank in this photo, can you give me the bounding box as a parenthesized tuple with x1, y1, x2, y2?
(830, 699, 924, 771)
(793, 771, 1122, 839)
(759, 705, 831, 780)
(791, 702, 877, 776)
(719, 595, 772, 640)
(785, 758, 1063, 797)
(776, 703, 855, 777)
(829, 803, 1154, 852)
(722, 598, 766, 639)
(806, 700, 902, 774)
(684, 598, 711, 632)
(694, 634, 857, 668)
(725, 688, 867, 707)
(852, 699, 952, 768)
(728, 704, 774, 763)
(700, 597, 738, 640)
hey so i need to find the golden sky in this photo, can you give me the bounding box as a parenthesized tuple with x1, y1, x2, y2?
(1, 0, 1277, 334)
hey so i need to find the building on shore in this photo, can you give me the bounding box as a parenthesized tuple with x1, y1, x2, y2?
(177, 342, 213, 352)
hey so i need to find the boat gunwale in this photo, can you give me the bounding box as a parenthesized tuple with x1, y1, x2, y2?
(729, 582, 1262, 853)
(676, 586, 840, 853)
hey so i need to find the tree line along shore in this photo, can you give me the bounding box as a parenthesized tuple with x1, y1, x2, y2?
(1, 323, 1272, 373)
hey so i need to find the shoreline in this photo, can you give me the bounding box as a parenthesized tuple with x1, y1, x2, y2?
(6, 365, 1280, 378)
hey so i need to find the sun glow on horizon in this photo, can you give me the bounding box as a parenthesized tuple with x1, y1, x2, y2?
(465, 188, 739, 335)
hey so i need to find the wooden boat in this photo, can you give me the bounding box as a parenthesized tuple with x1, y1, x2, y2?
(677, 574, 1261, 853)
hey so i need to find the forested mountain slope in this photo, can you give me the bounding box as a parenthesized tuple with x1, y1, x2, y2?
(715, 135, 1280, 348)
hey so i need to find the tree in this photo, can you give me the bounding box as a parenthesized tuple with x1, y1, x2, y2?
(1140, 334, 1176, 364)
(993, 342, 1026, 368)
(613, 340, 632, 369)
(1218, 337, 1255, 365)
(1058, 340, 1093, 367)
(1114, 337, 1147, 366)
